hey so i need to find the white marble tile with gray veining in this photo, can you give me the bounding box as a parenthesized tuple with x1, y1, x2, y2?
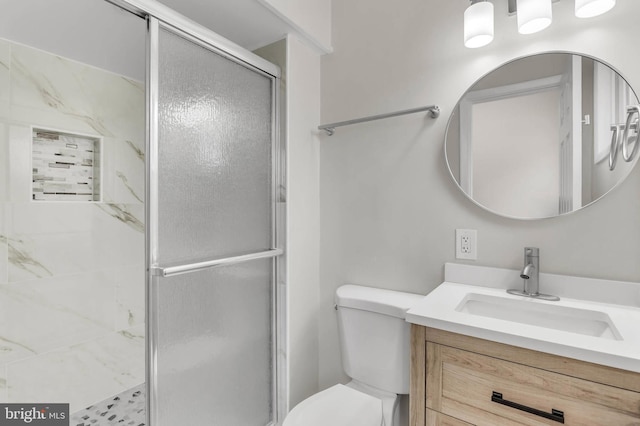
(92, 204, 145, 271)
(95, 203, 144, 235)
(0, 272, 116, 360)
(101, 137, 144, 205)
(7, 203, 143, 281)
(8, 202, 95, 235)
(7, 233, 92, 282)
(8, 125, 31, 204)
(115, 265, 145, 330)
(0, 40, 10, 119)
(9, 43, 144, 142)
(6, 235, 53, 281)
(0, 36, 145, 413)
(0, 204, 7, 285)
(0, 365, 7, 403)
(0, 123, 8, 205)
(6, 324, 145, 413)
(0, 234, 7, 285)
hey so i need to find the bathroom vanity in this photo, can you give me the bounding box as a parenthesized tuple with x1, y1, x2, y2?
(409, 326, 640, 425)
(406, 263, 640, 425)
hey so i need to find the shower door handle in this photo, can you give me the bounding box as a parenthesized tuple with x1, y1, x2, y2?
(151, 248, 283, 277)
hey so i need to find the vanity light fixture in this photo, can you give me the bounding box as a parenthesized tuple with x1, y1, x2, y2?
(575, 0, 616, 18)
(464, 0, 617, 48)
(517, 0, 552, 34)
(464, 0, 495, 48)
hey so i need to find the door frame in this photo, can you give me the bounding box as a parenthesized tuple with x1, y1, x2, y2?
(458, 74, 563, 197)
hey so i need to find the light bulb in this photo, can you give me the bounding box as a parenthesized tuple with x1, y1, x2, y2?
(464, 1, 494, 48)
(517, 0, 552, 34)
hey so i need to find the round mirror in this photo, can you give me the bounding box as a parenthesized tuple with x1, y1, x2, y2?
(445, 52, 640, 219)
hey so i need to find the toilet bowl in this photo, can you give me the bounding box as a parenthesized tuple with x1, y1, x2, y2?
(283, 384, 382, 426)
(283, 285, 423, 426)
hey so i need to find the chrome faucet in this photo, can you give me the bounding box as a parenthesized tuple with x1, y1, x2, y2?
(507, 247, 559, 301)
(520, 247, 539, 295)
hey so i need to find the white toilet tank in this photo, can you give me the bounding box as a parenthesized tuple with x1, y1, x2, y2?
(335, 285, 423, 395)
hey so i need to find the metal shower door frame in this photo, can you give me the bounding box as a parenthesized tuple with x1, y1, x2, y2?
(101, 1, 284, 423)
(146, 17, 283, 426)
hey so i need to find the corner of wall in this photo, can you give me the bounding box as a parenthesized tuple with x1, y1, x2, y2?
(284, 34, 323, 409)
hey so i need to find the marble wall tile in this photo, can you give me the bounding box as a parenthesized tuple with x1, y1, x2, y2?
(0, 124, 7, 286)
(1, 37, 145, 410)
(93, 203, 144, 269)
(0, 205, 6, 286)
(0, 271, 116, 361)
(8, 202, 95, 235)
(0, 123, 7, 203)
(101, 137, 144, 204)
(116, 265, 145, 330)
(6, 325, 145, 413)
(0, 365, 6, 403)
(0, 40, 10, 120)
(9, 43, 144, 142)
(7, 232, 93, 282)
(0, 236, 6, 286)
(113, 138, 144, 204)
(8, 125, 30, 203)
(5, 185, 143, 283)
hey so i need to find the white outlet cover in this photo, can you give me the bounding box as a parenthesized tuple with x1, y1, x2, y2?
(456, 229, 477, 260)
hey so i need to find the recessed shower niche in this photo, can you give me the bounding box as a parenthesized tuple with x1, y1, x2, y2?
(31, 128, 102, 202)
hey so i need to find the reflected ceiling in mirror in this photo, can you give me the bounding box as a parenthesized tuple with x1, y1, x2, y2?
(445, 52, 640, 219)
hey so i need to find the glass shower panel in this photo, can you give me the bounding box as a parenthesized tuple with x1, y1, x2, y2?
(156, 26, 273, 266)
(153, 260, 273, 425)
(148, 20, 278, 426)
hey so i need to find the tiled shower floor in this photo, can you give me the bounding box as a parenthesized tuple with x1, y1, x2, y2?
(70, 383, 146, 426)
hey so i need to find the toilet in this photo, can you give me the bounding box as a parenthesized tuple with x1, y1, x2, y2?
(283, 284, 423, 426)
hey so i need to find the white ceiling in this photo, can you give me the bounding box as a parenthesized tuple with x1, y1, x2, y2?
(156, 0, 292, 51)
(0, 0, 291, 81)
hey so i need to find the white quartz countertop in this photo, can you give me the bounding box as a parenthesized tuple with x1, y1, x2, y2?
(405, 264, 640, 373)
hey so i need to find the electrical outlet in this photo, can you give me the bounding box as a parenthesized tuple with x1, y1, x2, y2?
(456, 229, 477, 260)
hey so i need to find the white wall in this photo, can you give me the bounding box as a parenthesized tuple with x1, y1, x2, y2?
(259, 0, 332, 53)
(320, 0, 640, 391)
(255, 35, 323, 415)
(285, 35, 322, 410)
(256, 33, 324, 423)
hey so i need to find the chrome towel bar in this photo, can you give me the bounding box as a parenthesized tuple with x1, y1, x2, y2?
(318, 105, 440, 136)
(151, 248, 284, 277)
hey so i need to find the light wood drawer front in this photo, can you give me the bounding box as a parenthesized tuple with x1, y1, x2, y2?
(427, 343, 640, 426)
(426, 408, 473, 426)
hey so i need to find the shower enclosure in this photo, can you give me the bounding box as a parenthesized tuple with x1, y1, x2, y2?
(0, 0, 283, 422)
(144, 10, 283, 426)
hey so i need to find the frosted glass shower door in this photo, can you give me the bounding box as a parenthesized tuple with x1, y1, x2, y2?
(146, 19, 281, 426)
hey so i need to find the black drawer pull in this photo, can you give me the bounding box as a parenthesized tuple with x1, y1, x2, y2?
(491, 391, 565, 424)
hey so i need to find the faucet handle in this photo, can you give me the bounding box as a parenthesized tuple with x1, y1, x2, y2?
(524, 247, 539, 257)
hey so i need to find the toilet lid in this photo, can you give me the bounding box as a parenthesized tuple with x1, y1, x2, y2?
(283, 384, 382, 426)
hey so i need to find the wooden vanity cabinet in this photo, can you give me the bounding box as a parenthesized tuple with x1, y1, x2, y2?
(410, 325, 640, 426)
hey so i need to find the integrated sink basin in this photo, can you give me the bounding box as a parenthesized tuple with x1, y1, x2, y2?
(455, 293, 622, 340)
(405, 263, 640, 373)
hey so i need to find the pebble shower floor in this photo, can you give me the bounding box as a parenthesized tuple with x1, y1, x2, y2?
(70, 383, 145, 426)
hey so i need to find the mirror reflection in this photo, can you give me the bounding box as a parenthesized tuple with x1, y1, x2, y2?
(445, 53, 639, 219)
